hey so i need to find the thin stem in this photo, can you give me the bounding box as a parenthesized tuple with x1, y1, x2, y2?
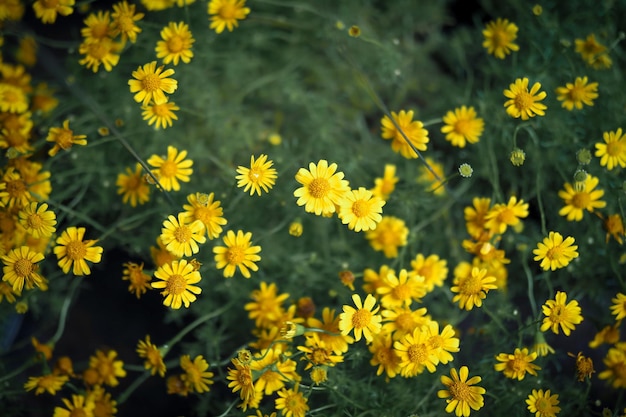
(482, 304, 510, 337)
(50, 277, 83, 345)
(215, 400, 238, 417)
(535, 169, 548, 237)
(116, 372, 151, 405)
(521, 255, 538, 318)
(0, 358, 37, 384)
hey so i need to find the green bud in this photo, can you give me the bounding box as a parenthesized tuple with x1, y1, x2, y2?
(576, 148, 592, 165)
(458, 163, 473, 178)
(510, 148, 526, 166)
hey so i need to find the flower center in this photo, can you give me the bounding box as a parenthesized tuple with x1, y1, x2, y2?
(248, 168, 262, 183)
(168, 36, 184, 53)
(491, 29, 508, 48)
(606, 140, 624, 156)
(550, 305, 564, 323)
(545, 245, 563, 260)
(87, 42, 110, 60)
(514, 91, 533, 111)
(166, 274, 186, 295)
(351, 200, 369, 218)
(459, 274, 482, 295)
(56, 130, 74, 149)
(395, 312, 414, 331)
(568, 86, 585, 102)
(125, 173, 141, 190)
(69, 409, 87, 417)
(535, 398, 550, 412)
(454, 119, 471, 135)
(66, 240, 87, 260)
(142, 74, 162, 93)
(173, 225, 191, 243)
(308, 178, 330, 199)
(219, 4, 236, 19)
(152, 103, 171, 117)
(91, 23, 110, 40)
(571, 192, 591, 209)
(391, 283, 411, 302)
(449, 380, 471, 401)
(226, 246, 246, 265)
(15, 258, 35, 277)
(118, 16, 134, 32)
(160, 160, 177, 177)
(43, 0, 60, 7)
(351, 308, 372, 329)
(7, 179, 27, 197)
(194, 207, 219, 225)
(407, 343, 428, 363)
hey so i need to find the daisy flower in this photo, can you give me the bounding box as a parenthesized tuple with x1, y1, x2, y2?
(503, 77, 547, 120)
(526, 389, 561, 417)
(136, 335, 166, 377)
(540, 291, 583, 336)
(599, 343, 626, 388)
(213, 230, 261, 278)
(482, 18, 519, 59)
(451, 266, 497, 310)
(116, 163, 150, 207)
(0, 167, 32, 209)
(244, 281, 289, 328)
(160, 213, 206, 257)
(226, 358, 256, 402)
(381, 110, 429, 159)
(464, 197, 491, 239)
(438, 366, 485, 417)
(111, 1, 144, 43)
(337, 187, 385, 232)
(24, 374, 68, 395)
(368, 331, 401, 379)
(275, 384, 309, 417)
(128, 61, 177, 106)
(252, 347, 298, 395)
(53, 227, 103, 276)
(533, 231, 579, 271)
(365, 215, 409, 258)
(33, 0, 74, 24)
(595, 128, 626, 170)
(293, 159, 350, 216)
(441, 106, 484, 147)
(410, 253, 448, 293)
(394, 326, 438, 377)
(147, 145, 193, 191)
(297, 333, 344, 370)
(18, 202, 56, 238)
(180, 355, 214, 393)
(182, 192, 227, 239)
(88, 350, 126, 387)
(0, 83, 28, 113)
(381, 305, 431, 341)
(81, 11, 113, 43)
(376, 269, 426, 308)
(371, 164, 398, 201)
(484, 196, 529, 234)
(52, 394, 94, 417)
(305, 307, 353, 354)
(338, 293, 382, 343)
(122, 262, 152, 299)
(558, 174, 606, 221)
(156, 21, 195, 65)
(1, 246, 45, 293)
(555, 76, 598, 110)
(78, 38, 121, 73)
(494, 348, 541, 380)
(600, 213, 625, 244)
(610, 293, 626, 322)
(150, 236, 179, 267)
(142, 100, 179, 129)
(424, 321, 460, 365)
(45, 120, 87, 157)
(151, 259, 202, 309)
(236, 154, 278, 196)
(575, 34, 608, 66)
(87, 386, 117, 417)
(208, 0, 251, 34)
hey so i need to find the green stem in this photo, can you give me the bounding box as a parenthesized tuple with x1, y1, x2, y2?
(215, 400, 239, 417)
(117, 372, 151, 405)
(536, 169, 548, 236)
(482, 304, 510, 337)
(0, 358, 37, 384)
(521, 255, 538, 318)
(50, 277, 82, 345)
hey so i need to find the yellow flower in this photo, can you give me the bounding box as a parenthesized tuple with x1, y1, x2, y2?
(151, 259, 202, 309)
(236, 154, 278, 196)
(298, 333, 344, 370)
(371, 164, 398, 201)
(293, 159, 350, 216)
(142, 100, 179, 129)
(24, 374, 68, 395)
(87, 386, 117, 417)
(558, 174, 606, 221)
(208, 0, 251, 34)
(288, 221, 303, 237)
(541, 291, 583, 336)
(122, 262, 152, 299)
(589, 324, 620, 348)
(464, 197, 491, 239)
(381, 305, 431, 341)
(275, 384, 309, 417)
(595, 128, 626, 170)
(0, 282, 17, 303)
(438, 366, 485, 417)
(503, 77, 547, 120)
(365, 215, 409, 258)
(182, 192, 227, 239)
(368, 331, 401, 379)
(338, 293, 382, 343)
(305, 307, 353, 354)
(156, 21, 195, 65)
(128, 61, 177, 106)
(410, 253, 448, 293)
(494, 348, 541, 380)
(1, 246, 44, 293)
(226, 358, 256, 402)
(441, 106, 484, 147)
(213, 230, 261, 278)
(451, 266, 497, 310)
(45, 120, 87, 157)
(484, 196, 529, 234)
(88, 349, 126, 387)
(244, 281, 289, 328)
(0, 167, 32, 209)
(33, 0, 74, 24)
(136, 335, 166, 377)
(180, 354, 214, 393)
(252, 347, 298, 395)
(526, 389, 561, 417)
(78, 37, 121, 73)
(160, 213, 206, 257)
(116, 163, 150, 207)
(52, 394, 94, 417)
(147, 145, 193, 191)
(141, 0, 176, 11)
(0, 83, 28, 113)
(377, 269, 426, 308)
(393, 326, 438, 377)
(81, 11, 113, 43)
(338, 187, 385, 232)
(111, 1, 144, 43)
(599, 343, 626, 388)
(555, 76, 598, 110)
(482, 18, 519, 59)
(575, 34, 608, 66)
(150, 236, 179, 267)
(417, 157, 446, 195)
(611, 293, 626, 322)
(381, 110, 429, 159)
(533, 231, 579, 271)
(18, 202, 56, 238)
(53, 227, 103, 276)
(425, 321, 460, 365)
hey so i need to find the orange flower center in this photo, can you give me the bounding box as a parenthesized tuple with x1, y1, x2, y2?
(351, 199, 369, 218)
(351, 308, 372, 329)
(7, 179, 27, 197)
(69, 408, 87, 417)
(459, 274, 482, 295)
(514, 90, 533, 111)
(219, 4, 237, 19)
(173, 225, 191, 243)
(42, 0, 60, 8)
(15, 258, 35, 277)
(454, 119, 471, 135)
(66, 240, 87, 260)
(247, 168, 262, 183)
(391, 283, 411, 302)
(125, 173, 141, 190)
(308, 178, 330, 199)
(194, 206, 219, 225)
(55, 130, 75, 149)
(606, 140, 624, 156)
(118, 16, 135, 32)
(549, 305, 564, 323)
(545, 245, 564, 261)
(87, 41, 110, 60)
(407, 343, 428, 363)
(491, 28, 508, 48)
(571, 192, 591, 209)
(226, 246, 245, 265)
(449, 380, 471, 401)
(142, 74, 162, 93)
(160, 160, 177, 177)
(535, 398, 551, 413)
(167, 36, 184, 53)
(395, 312, 414, 332)
(166, 274, 186, 295)
(91, 23, 110, 40)
(152, 103, 171, 117)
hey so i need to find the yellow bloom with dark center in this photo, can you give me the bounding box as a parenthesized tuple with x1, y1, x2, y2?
(2, 246, 44, 293)
(136, 335, 166, 377)
(275, 384, 309, 417)
(338, 187, 385, 232)
(141, 100, 179, 129)
(595, 128, 626, 170)
(394, 326, 438, 377)
(32, 0, 74, 24)
(365, 215, 409, 258)
(78, 37, 121, 73)
(180, 354, 214, 393)
(556, 76, 598, 110)
(111, 1, 144, 43)
(377, 269, 426, 308)
(160, 213, 206, 257)
(381, 305, 431, 341)
(503, 77, 547, 120)
(575, 34, 607, 64)
(599, 343, 626, 388)
(0, 83, 28, 113)
(213, 230, 261, 278)
(305, 307, 353, 354)
(451, 265, 497, 310)
(122, 262, 152, 299)
(371, 164, 398, 201)
(236, 154, 278, 196)
(226, 358, 256, 402)
(45, 120, 87, 157)
(18, 202, 56, 238)
(437, 366, 485, 417)
(182, 192, 227, 239)
(0, 282, 17, 303)
(244, 281, 289, 328)
(156, 22, 195, 65)
(533, 231, 579, 271)
(381, 110, 429, 159)
(482, 18, 519, 59)
(541, 291, 583, 336)
(484, 196, 528, 234)
(88, 350, 126, 387)
(81, 11, 113, 43)
(298, 333, 344, 370)
(611, 292, 626, 322)
(151, 259, 202, 309)
(251, 348, 298, 395)
(410, 253, 448, 293)
(116, 163, 150, 207)
(441, 106, 484, 147)
(293, 159, 349, 216)
(128, 61, 177, 106)
(0, 167, 32, 209)
(558, 174, 606, 221)
(338, 293, 382, 343)
(368, 331, 401, 379)
(147, 146, 193, 191)
(208, 0, 250, 34)
(425, 321, 460, 365)
(53, 226, 103, 276)
(52, 394, 94, 417)
(494, 348, 541, 380)
(526, 389, 561, 417)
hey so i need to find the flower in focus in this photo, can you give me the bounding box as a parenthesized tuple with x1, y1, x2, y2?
(147, 146, 193, 192)
(503, 77, 547, 120)
(293, 159, 349, 216)
(595, 128, 626, 170)
(338, 187, 385, 232)
(365, 215, 409, 258)
(438, 366, 485, 417)
(45, 120, 87, 157)
(116, 163, 150, 207)
(142, 100, 179, 129)
(381, 110, 429, 159)
(394, 327, 438, 377)
(2, 246, 45, 293)
(208, 0, 250, 34)
(533, 231, 579, 271)
(441, 106, 484, 147)
(151, 259, 202, 309)
(226, 358, 255, 402)
(555, 76, 598, 110)
(236, 154, 278, 196)
(482, 18, 519, 59)
(80, 11, 114, 43)
(213, 230, 261, 278)
(275, 384, 308, 417)
(484, 196, 529, 234)
(541, 291, 583, 336)
(180, 354, 214, 393)
(53, 227, 103, 276)
(128, 61, 177, 106)
(156, 21, 195, 65)
(558, 174, 606, 221)
(33, 0, 74, 24)
(111, 1, 144, 43)
(136, 335, 166, 377)
(182, 192, 227, 239)
(494, 348, 541, 380)
(376, 269, 426, 308)
(451, 266, 497, 310)
(526, 389, 561, 417)
(160, 213, 206, 257)
(339, 293, 382, 343)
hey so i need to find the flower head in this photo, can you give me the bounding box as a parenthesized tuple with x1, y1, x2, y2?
(78, 38, 121, 73)
(365, 215, 409, 258)
(381, 110, 429, 159)
(368, 332, 401, 379)
(151, 259, 202, 309)
(226, 358, 255, 402)
(482, 18, 519, 59)
(484, 196, 529, 234)
(293, 159, 349, 216)
(611, 293, 626, 322)
(441, 106, 484, 147)
(236, 154, 277, 196)
(244, 281, 289, 328)
(180, 354, 214, 393)
(558, 174, 606, 221)
(53, 227, 103, 276)
(128, 61, 177, 106)
(410, 253, 448, 293)
(595, 128, 626, 170)
(556, 76, 598, 110)
(213, 230, 261, 278)
(451, 266, 497, 310)
(599, 343, 626, 388)
(116, 163, 150, 207)
(147, 146, 193, 192)
(377, 269, 426, 308)
(533, 231, 579, 271)
(2, 246, 45, 293)
(541, 291, 583, 336)
(33, 0, 74, 24)
(394, 327, 438, 377)
(45, 120, 87, 157)
(160, 213, 206, 257)
(503, 77, 547, 120)
(122, 262, 152, 299)
(494, 348, 541, 380)
(338, 187, 385, 232)
(438, 366, 485, 417)
(156, 22, 194, 65)
(88, 349, 126, 387)
(208, 0, 250, 34)
(111, 1, 144, 43)
(24, 374, 68, 395)
(18, 202, 56, 239)
(182, 192, 227, 239)
(52, 394, 94, 417)
(142, 100, 179, 129)
(526, 389, 561, 417)
(338, 293, 382, 343)
(136, 335, 166, 377)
